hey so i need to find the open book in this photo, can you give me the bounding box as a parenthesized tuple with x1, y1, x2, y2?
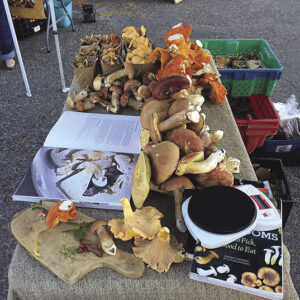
(13, 111, 142, 210)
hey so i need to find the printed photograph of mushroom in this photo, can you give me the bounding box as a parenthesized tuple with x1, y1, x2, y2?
(190, 229, 283, 299)
(30, 146, 137, 208)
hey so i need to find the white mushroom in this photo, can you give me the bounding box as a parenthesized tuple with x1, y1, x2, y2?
(216, 264, 230, 274)
(264, 248, 274, 265)
(226, 274, 237, 283)
(50, 149, 71, 168)
(271, 246, 281, 265)
(114, 154, 132, 173)
(197, 266, 217, 277)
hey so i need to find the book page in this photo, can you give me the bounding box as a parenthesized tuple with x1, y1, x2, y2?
(44, 111, 142, 154)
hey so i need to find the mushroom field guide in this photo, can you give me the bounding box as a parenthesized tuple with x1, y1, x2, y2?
(190, 229, 283, 299)
(13, 111, 142, 209)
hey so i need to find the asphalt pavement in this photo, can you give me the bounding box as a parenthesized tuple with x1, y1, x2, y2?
(0, 0, 299, 298)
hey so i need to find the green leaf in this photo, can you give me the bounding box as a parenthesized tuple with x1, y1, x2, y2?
(76, 226, 84, 242)
(38, 200, 42, 206)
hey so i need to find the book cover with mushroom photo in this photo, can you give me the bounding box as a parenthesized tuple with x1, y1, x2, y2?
(190, 229, 283, 299)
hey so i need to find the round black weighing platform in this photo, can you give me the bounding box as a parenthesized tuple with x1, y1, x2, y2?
(187, 186, 257, 234)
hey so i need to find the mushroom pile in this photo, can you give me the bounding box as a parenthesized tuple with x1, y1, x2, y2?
(100, 33, 122, 66)
(131, 74, 240, 232)
(108, 197, 185, 273)
(150, 23, 227, 104)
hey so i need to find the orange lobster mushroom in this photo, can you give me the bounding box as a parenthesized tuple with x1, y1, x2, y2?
(46, 200, 78, 229)
(164, 24, 192, 44)
(156, 57, 192, 80)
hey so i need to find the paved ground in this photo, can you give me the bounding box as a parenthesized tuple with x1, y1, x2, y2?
(0, 0, 299, 298)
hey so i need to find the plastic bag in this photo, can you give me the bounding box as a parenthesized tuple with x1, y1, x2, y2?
(273, 95, 300, 139)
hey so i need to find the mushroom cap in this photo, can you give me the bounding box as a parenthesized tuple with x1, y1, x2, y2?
(150, 141, 180, 185)
(138, 85, 152, 99)
(259, 286, 274, 292)
(120, 90, 132, 107)
(75, 101, 84, 112)
(160, 176, 194, 191)
(188, 113, 205, 134)
(140, 100, 171, 130)
(124, 62, 135, 79)
(142, 72, 155, 85)
(152, 75, 191, 100)
(241, 272, 258, 288)
(168, 98, 191, 116)
(257, 267, 281, 287)
(132, 226, 184, 273)
(167, 127, 204, 154)
(109, 85, 122, 94)
(124, 79, 141, 92)
(91, 220, 108, 234)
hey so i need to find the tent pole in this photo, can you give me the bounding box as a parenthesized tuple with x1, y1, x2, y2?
(48, 0, 69, 92)
(3, 0, 32, 97)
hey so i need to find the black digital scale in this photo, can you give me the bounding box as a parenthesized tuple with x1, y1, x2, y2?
(182, 185, 281, 250)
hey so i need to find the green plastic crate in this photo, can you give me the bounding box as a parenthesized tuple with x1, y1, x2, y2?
(200, 39, 283, 97)
(221, 78, 277, 97)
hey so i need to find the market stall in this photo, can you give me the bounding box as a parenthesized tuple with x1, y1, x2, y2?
(8, 24, 299, 300)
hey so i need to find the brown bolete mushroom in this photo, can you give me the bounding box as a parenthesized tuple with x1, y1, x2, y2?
(149, 141, 180, 184)
(195, 250, 219, 264)
(152, 75, 191, 100)
(108, 198, 163, 241)
(132, 227, 184, 273)
(109, 85, 122, 113)
(140, 100, 171, 130)
(124, 79, 142, 101)
(120, 90, 143, 110)
(142, 72, 156, 85)
(160, 176, 195, 232)
(137, 85, 152, 100)
(73, 89, 88, 102)
(140, 129, 150, 150)
(90, 220, 116, 256)
(257, 267, 280, 287)
(200, 130, 224, 147)
(149, 112, 162, 144)
(104, 62, 135, 87)
(93, 75, 102, 91)
(176, 149, 225, 176)
(75, 101, 95, 112)
(168, 98, 191, 116)
(188, 113, 206, 134)
(131, 151, 151, 209)
(166, 127, 204, 154)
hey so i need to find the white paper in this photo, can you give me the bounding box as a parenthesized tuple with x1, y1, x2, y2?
(44, 111, 142, 154)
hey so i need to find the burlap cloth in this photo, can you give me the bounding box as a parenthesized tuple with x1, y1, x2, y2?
(8, 79, 299, 300)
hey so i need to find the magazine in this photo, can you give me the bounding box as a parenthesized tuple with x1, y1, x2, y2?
(189, 229, 283, 300)
(13, 111, 142, 210)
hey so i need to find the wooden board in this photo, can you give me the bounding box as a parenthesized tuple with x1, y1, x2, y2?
(9, 201, 145, 284)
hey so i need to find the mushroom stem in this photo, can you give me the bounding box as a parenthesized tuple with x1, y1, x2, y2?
(173, 189, 187, 232)
(110, 91, 120, 112)
(104, 69, 129, 87)
(75, 101, 95, 112)
(128, 97, 144, 110)
(95, 226, 116, 256)
(176, 149, 226, 175)
(121, 197, 134, 219)
(158, 109, 200, 132)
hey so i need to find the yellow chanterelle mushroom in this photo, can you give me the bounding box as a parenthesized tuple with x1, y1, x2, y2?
(108, 198, 163, 241)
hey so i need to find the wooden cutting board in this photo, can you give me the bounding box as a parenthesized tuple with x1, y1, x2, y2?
(9, 201, 145, 284)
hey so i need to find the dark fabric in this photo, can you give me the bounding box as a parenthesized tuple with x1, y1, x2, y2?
(0, 0, 14, 56)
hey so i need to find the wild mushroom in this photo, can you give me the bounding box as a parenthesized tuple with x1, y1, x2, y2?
(264, 248, 274, 265)
(108, 198, 163, 241)
(120, 90, 143, 111)
(140, 100, 171, 130)
(137, 85, 152, 100)
(104, 62, 135, 87)
(152, 75, 191, 100)
(270, 246, 281, 265)
(166, 127, 204, 154)
(46, 200, 78, 229)
(93, 75, 102, 91)
(168, 98, 191, 116)
(75, 101, 95, 112)
(109, 85, 122, 113)
(90, 220, 116, 255)
(157, 109, 200, 132)
(160, 176, 195, 232)
(124, 79, 142, 101)
(259, 286, 274, 292)
(132, 227, 184, 273)
(200, 130, 224, 147)
(176, 149, 225, 176)
(257, 267, 280, 287)
(66, 97, 75, 109)
(197, 266, 217, 277)
(142, 72, 156, 85)
(140, 129, 150, 150)
(275, 286, 282, 293)
(241, 272, 260, 288)
(73, 89, 88, 102)
(195, 250, 219, 264)
(188, 113, 206, 134)
(149, 112, 162, 144)
(149, 141, 180, 184)
(131, 151, 151, 209)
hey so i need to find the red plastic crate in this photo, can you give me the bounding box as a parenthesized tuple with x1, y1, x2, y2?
(233, 95, 280, 153)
